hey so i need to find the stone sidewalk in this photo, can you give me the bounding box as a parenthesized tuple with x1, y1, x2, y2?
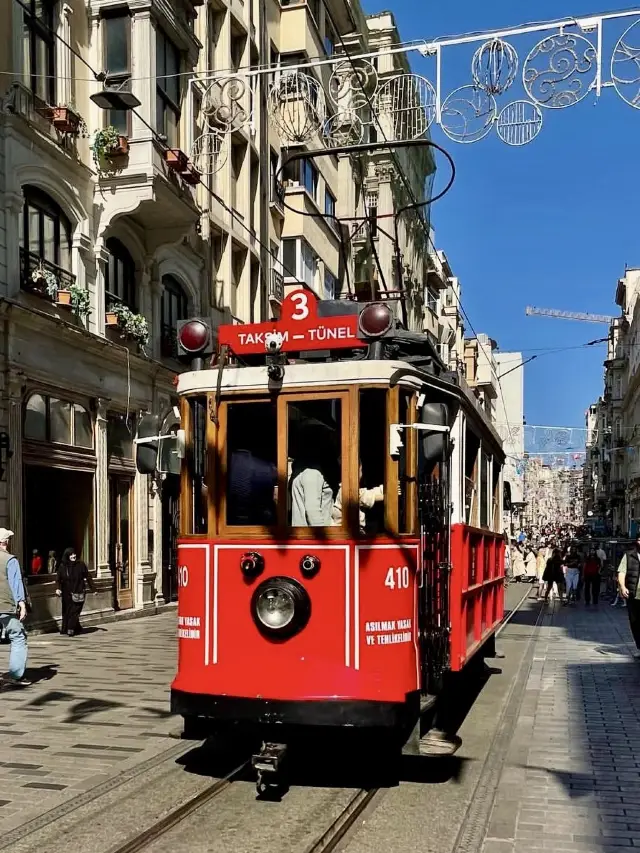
(482, 599, 640, 853)
(0, 613, 180, 834)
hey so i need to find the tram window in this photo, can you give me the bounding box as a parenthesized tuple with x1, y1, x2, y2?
(465, 430, 480, 526)
(288, 399, 340, 527)
(226, 402, 278, 526)
(359, 389, 386, 535)
(188, 397, 207, 534)
(398, 391, 417, 534)
(480, 450, 490, 529)
(492, 459, 500, 530)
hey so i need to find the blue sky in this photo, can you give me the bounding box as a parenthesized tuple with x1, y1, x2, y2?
(361, 0, 638, 429)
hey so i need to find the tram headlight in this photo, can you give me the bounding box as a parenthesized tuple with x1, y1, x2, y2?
(251, 577, 311, 637)
(358, 302, 393, 337)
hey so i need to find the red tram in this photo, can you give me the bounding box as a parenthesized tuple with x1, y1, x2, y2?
(141, 288, 505, 789)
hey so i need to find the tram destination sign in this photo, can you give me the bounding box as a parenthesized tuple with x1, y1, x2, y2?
(218, 289, 365, 355)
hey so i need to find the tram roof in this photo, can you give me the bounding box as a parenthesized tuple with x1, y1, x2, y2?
(178, 360, 504, 457)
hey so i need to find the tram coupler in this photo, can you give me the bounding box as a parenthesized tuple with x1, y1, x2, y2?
(252, 742, 288, 795)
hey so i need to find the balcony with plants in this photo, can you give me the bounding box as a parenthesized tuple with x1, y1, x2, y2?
(19, 250, 91, 322)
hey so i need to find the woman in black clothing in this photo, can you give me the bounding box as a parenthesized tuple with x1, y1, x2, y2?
(55, 548, 95, 636)
(543, 548, 564, 603)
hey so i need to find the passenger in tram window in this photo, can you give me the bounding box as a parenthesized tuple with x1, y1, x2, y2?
(228, 449, 277, 525)
(331, 464, 383, 534)
(290, 428, 336, 527)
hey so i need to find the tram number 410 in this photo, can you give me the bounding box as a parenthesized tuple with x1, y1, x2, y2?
(177, 566, 189, 588)
(384, 566, 410, 590)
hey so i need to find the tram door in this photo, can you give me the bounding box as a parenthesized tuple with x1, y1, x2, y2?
(109, 475, 133, 610)
(161, 476, 180, 602)
(417, 403, 451, 695)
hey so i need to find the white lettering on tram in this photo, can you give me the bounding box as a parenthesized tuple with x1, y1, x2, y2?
(238, 330, 290, 346)
(178, 615, 201, 640)
(364, 619, 413, 646)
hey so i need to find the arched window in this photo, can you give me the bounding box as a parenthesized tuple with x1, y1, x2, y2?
(161, 275, 189, 357)
(20, 186, 72, 290)
(105, 237, 136, 310)
(23, 393, 93, 449)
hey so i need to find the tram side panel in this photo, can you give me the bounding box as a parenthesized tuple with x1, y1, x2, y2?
(449, 525, 505, 671)
(172, 540, 421, 708)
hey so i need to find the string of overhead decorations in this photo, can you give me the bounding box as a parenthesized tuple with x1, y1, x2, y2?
(183, 6, 640, 179)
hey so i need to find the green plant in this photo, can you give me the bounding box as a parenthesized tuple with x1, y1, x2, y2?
(91, 126, 121, 169)
(110, 302, 149, 347)
(69, 283, 91, 319)
(31, 265, 58, 298)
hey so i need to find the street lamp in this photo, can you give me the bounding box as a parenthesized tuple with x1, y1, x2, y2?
(90, 87, 141, 111)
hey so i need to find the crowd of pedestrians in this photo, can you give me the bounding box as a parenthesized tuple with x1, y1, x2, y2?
(506, 528, 640, 659)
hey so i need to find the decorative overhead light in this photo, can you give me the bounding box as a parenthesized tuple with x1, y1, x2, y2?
(91, 88, 141, 111)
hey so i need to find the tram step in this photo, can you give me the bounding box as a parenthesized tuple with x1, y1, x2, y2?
(417, 730, 462, 758)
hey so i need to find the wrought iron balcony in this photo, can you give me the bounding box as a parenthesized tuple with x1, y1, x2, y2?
(20, 248, 75, 298)
(270, 177, 285, 216)
(270, 269, 284, 304)
(161, 325, 178, 358)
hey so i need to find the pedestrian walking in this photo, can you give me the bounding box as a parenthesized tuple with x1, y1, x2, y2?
(55, 547, 95, 637)
(616, 535, 640, 658)
(563, 548, 581, 605)
(583, 550, 601, 606)
(543, 548, 564, 603)
(536, 545, 550, 598)
(0, 529, 30, 687)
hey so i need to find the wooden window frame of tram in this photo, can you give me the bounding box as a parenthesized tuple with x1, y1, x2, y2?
(178, 383, 419, 540)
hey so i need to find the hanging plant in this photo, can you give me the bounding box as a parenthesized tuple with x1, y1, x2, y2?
(91, 126, 128, 170)
(69, 284, 91, 319)
(31, 265, 59, 299)
(109, 303, 149, 347)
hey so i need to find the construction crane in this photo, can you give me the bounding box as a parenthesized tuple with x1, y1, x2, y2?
(525, 306, 614, 325)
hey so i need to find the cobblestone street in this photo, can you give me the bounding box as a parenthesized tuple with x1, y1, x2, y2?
(483, 601, 640, 853)
(0, 614, 179, 836)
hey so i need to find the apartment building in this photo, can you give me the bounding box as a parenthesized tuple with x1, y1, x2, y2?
(0, 0, 219, 625)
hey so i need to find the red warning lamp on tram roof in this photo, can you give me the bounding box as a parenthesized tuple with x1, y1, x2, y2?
(358, 302, 393, 338)
(176, 318, 214, 361)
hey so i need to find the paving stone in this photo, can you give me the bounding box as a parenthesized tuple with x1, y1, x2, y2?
(0, 612, 178, 834)
(483, 604, 640, 853)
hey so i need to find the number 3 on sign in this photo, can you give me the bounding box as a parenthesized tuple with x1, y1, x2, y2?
(384, 566, 409, 589)
(290, 291, 309, 321)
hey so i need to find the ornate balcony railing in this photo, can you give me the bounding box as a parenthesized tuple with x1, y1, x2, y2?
(20, 248, 75, 298)
(161, 325, 178, 358)
(270, 269, 284, 303)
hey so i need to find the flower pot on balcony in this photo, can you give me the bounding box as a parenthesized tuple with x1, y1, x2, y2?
(165, 149, 188, 172)
(51, 106, 81, 134)
(181, 162, 201, 186)
(107, 135, 129, 158)
(105, 311, 119, 327)
(55, 290, 71, 307)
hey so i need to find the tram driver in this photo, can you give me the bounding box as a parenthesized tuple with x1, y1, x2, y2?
(290, 425, 338, 527)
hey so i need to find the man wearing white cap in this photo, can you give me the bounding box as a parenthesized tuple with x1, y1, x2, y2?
(0, 529, 29, 686)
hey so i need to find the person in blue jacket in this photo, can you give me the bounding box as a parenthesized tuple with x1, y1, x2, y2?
(0, 529, 30, 687)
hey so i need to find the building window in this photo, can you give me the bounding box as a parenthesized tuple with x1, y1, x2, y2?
(156, 29, 181, 148)
(161, 275, 189, 357)
(427, 287, 439, 313)
(22, 0, 55, 104)
(20, 186, 73, 290)
(301, 159, 318, 200)
(281, 238, 316, 286)
(324, 29, 335, 56)
(308, 0, 321, 25)
(24, 393, 93, 448)
(324, 268, 337, 300)
(102, 11, 131, 134)
(105, 237, 136, 310)
(325, 188, 336, 219)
